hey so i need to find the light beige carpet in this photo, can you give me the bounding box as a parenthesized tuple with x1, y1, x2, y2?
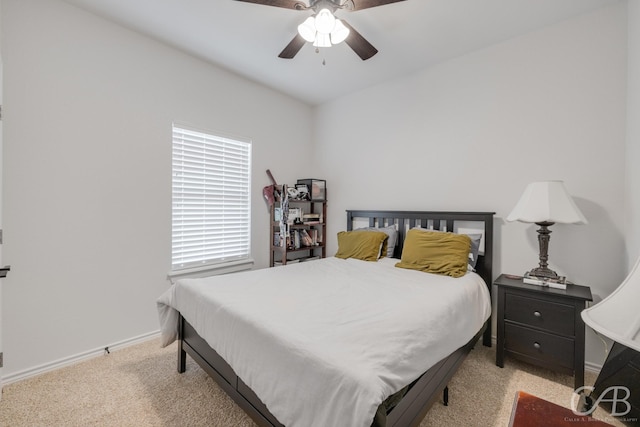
(0, 338, 625, 426)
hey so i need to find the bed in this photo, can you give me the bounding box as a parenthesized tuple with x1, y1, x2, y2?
(157, 210, 494, 427)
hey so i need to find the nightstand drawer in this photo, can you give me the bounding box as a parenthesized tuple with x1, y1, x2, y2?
(505, 323, 575, 369)
(505, 293, 575, 336)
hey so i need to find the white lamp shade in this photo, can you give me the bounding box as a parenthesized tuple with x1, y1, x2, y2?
(506, 181, 587, 224)
(331, 19, 349, 44)
(314, 9, 336, 34)
(582, 256, 640, 352)
(298, 17, 316, 42)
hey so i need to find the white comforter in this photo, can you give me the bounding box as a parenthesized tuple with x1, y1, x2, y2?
(157, 257, 491, 427)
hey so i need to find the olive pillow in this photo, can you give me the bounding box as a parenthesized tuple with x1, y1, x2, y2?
(335, 231, 389, 261)
(395, 229, 471, 278)
(412, 227, 482, 270)
(355, 225, 398, 258)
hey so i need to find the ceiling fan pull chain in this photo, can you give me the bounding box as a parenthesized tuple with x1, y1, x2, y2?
(313, 47, 326, 65)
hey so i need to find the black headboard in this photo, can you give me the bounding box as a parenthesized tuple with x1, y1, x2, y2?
(346, 210, 495, 291)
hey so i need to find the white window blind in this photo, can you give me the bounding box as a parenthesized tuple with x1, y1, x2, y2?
(172, 125, 251, 270)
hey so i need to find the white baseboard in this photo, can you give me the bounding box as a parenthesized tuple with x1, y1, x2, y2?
(1, 330, 161, 386)
(2, 331, 604, 388)
(585, 361, 603, 374)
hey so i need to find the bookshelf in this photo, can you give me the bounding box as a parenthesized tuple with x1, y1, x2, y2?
(269, 183, 327, 267)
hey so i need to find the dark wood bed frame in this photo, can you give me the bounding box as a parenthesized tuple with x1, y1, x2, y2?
(177, 210, 495, 427)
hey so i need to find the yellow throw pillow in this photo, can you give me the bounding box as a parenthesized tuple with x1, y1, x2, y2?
(395, 229, 471, 278)
(353, 229, 390, 258)
(335, 231, 389, 261)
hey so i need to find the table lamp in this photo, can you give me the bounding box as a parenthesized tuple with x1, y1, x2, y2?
(507, 181, 587, 280)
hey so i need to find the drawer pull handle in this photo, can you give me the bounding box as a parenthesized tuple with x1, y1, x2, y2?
(533, 342, 541, 349)
(533, 311, 542, 318)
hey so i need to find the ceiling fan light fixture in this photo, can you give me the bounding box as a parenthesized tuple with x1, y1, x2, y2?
(246, 0, 399, 60)
(294, 6, 352, 52)
(298, 16, 316, 42)
(330, 19, 349, 44)
(313, 32, 332, 48)
(314, 8, 336, 34)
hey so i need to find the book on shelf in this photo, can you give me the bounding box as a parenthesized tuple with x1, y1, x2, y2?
(299, 229, 314, 247)
(284, 230, 305, 249)
(288, 208, 303, 225)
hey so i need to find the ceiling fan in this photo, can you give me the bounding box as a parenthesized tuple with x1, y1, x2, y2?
(234, 0, 407, 60)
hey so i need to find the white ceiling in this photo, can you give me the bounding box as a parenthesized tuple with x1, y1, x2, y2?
(62, 0, 620, 105)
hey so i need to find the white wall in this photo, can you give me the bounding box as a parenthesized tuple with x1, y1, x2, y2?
(1, 0, 312, 377)
(0, 0, 632, 379)
(625, 1, 640, 269)
(0, 0, 4, 383)
(314, 3, 628, 367)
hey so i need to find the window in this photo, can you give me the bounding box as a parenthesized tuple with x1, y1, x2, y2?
(172, 125, 251, 271)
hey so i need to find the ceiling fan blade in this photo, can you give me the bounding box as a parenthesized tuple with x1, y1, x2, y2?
(278, 34, 307, 59)
(341, 20, 378, 60)
(234, 0, 307, 10)
(344, 0, 406, 11)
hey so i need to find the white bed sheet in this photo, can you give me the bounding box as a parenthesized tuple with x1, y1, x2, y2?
(157, 257, 491, 427)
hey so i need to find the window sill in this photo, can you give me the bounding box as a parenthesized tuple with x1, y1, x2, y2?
(168, 258, 254, 282)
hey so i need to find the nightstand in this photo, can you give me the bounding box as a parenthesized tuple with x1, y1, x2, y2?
(495, 273, 593, 390)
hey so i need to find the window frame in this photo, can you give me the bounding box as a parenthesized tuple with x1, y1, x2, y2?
(170, 124, 253, 276)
